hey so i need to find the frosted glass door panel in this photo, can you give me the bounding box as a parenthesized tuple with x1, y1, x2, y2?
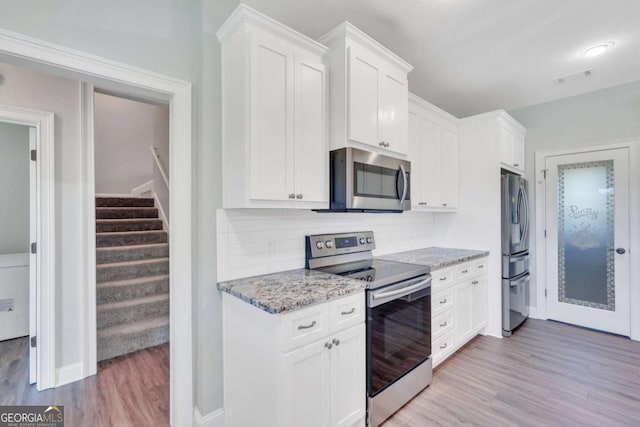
(557, 161, 614, 310)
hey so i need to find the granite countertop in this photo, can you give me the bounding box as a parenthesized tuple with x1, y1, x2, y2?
(377, 247, 489, 270)
(217, 269, 366, 314)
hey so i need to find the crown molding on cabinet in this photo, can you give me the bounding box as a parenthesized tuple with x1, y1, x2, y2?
(319, 22, 413, 74)
(409, 92, 459, 126)
(216, 4, 328, 56)
(459, 109, 526, 134)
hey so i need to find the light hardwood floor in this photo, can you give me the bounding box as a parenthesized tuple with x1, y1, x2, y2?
(0, 337, 169, 426)
(384, 319, 640, 427)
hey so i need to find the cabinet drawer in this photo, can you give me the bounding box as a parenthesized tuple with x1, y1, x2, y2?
(432, 288, 454, 316)
(432, 310, 454, 340)
(280, 303, 329, 353)
(455, 262, 473, 281)
(433, 332, 455, 359)
(329, 292, 365, 333)
(473, 258, 487, 275)
(431, 268, 454, 291)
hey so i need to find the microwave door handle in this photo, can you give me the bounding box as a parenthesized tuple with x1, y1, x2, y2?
(399, 164, 408, 206)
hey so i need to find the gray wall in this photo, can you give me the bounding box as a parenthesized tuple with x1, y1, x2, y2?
(94, 93, 169, 195)
(0, 0, 241, 415)
(510, 80, 640, 310)
(0, 122, 29, 254)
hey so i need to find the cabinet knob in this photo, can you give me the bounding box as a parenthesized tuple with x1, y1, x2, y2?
(288, 193, 295, 199)
(296, 194, 303, 199)
(332, 338, 340, 346)
(442, 203, 448, 207)
(440, 343, 448, 349)
(514, 163, 520, 167)
(325, 342, 333, 350)
(472, 280, 479, 285)
(385, 142, 390, 148)
(440, 298, 447, 304)
(379, 141, 385, 147)
(440, 321, 447, 327)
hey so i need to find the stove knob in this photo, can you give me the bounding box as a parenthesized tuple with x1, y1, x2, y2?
(367, 275, 372, 281)
(325, 240, 333, 248)
(366, 237, 373, 244)
(315, 241, 324, 249)
(359, 238, 366, 244)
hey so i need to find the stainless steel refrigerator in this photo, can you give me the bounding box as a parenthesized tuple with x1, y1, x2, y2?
(501, 173, 530, 336)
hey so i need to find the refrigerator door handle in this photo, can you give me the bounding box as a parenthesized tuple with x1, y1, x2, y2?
(521, 183, 530, 243)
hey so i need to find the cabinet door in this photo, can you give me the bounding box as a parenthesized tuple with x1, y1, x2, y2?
(282, 340, 330, 427)
(421, 117, 442, 207)
(347, 45, 381, 148)
(454, 281, 474, 345)
(330, 324, 366, 427)
(471, 276, 488, 331)
(500, 125, 515, 167)
(294, 58, 328, 203)
(440, 127, 459, 208)
(250, 36, 295, 201)
(409, 110, 425, 208)
(380, 68, 409, 155)
(512, 133, 525, 170)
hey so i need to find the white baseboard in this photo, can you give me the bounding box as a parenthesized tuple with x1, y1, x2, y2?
(131, 180, 154, 197)
(193, 407, 225, 427)
(55, 362, 83, 387)
(528, 307, 546, 320)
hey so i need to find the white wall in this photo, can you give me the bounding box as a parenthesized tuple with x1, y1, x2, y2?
(94, 92, 169, 195)
(0, 62, 82, 368)
(0, 121, 29, 254)
(217, 209, 436, 282)
(510, 80, 640, 311)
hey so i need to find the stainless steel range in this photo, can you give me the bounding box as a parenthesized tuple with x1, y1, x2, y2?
(306, 231, 432, 427)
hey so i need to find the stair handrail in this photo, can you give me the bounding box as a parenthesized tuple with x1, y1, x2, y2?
(149, 145, 169, 190)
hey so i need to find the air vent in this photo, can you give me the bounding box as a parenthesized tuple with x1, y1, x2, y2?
(554, 69, 592, 84)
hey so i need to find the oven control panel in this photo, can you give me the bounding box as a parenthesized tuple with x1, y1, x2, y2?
(306, 231, 375, 258)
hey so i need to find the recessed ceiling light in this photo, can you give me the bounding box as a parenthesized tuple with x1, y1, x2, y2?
(583, 42, 615, 57)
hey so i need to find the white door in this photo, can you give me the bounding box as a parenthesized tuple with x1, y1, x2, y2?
(28, 126, 37, 384)
(440, 127, 459, 208)
(408, 111, 425, 208)
(282, 340, 329, 427)
(471, 276, 487, 331)
(294, 57, 328, 203)
(250, 34, 295, 201)
(421, 117, 442, 207)
(347, 45, 381, 148)
(545, 148, 630, 335)
(454, 281, 473, 344)
(379, 69, 408, 155)
(330, 324, 365, 427)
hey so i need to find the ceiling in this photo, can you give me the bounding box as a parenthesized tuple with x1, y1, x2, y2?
(240, 0, 640, 117)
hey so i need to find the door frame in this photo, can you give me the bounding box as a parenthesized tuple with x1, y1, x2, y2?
(0, 29, 194, 425)
(534, 138, 640, 340)
(0, 104, 55, 390)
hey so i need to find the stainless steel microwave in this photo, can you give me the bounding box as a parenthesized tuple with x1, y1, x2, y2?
(328, 147, 411, 212)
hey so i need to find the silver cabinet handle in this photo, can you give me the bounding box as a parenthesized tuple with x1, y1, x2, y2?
(478, 265, 484, 269)
(298, 320, 316, 330)
(440, 343, 448, 349)
(442, 203, 448, 207)
(325, 342, 332, 350)
(379, 141, 385, 147)
(296, 194, 303, 199)
(439, 277, 447, 281)
(332, 338, 340, 346)
(341, 307, 355, 315)
(288, 193, 295, 199)
(514, 163, 520, 167)
(440, 321, 447, 327)
(472, 280, 479, 285)
(418, 202, 427, 206)
(385, 142, 390, 148)
(440, 298, 447, 304)
(461, 269, 468, 274)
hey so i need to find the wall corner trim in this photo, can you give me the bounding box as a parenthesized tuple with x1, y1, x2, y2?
(55, 362, 83, 387)
(193, 407, 225, 427)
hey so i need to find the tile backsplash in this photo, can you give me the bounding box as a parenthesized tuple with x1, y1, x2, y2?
(216, 209, 436, 282)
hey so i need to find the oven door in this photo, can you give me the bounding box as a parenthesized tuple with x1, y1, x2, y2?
(367, 276, 431, 397)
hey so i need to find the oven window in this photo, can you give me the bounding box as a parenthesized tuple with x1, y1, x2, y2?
(367, 293, 431, 396)
(353, 162, 400, 200)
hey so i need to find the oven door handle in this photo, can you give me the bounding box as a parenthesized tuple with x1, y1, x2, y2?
(372, 278, 431, 300)
(398, 164, 408, 206)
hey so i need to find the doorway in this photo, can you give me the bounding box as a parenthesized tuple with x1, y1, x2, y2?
(544, 147, 630, 335)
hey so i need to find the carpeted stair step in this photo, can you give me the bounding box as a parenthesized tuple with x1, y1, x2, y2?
(97, 315, 169, 362)
(96, 258, 169, 283)
(96, 207, 159, 219)
(97, 293, 169, 329)
(97, 275, 169, 304)
(96, 218, 163, 233)
(97, 243, 169, 264)
(96, 230, 167, 248)
(96, 197, 155, 208)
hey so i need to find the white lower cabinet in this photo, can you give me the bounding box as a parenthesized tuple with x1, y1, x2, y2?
(432, 257, 488, 367)
(223, 292, 366, 427)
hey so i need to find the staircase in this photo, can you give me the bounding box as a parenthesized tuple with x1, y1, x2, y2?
(96, 196, 169, 362)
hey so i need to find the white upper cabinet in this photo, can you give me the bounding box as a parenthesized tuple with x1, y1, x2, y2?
(320, 23, 413, 158)
(500, 117, 526, 174)
(409, 93, 460, 210)
(217, 5, 329, 208)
